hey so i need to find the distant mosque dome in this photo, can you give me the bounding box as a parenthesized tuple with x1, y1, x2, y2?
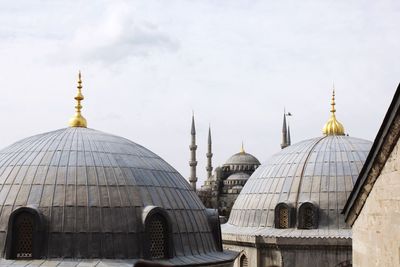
(0, 73, 236, 266)
(222, 145, 260, 172)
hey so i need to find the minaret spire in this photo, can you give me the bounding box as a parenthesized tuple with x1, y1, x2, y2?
(206, 125, 213, 179)
(281, 109, 288, 149)
(69, 71, 87, 128)
(189, 113, 198, 191)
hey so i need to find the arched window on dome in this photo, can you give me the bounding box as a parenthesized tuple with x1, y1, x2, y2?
(298, 202, 319, 229)
(240, 254, 248, 267)
(274, 202, 294, 229)
(5, 207, 44, 259)
(143, 206, 172, 260)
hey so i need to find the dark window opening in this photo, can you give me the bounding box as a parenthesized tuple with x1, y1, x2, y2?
(274, 203, 294, 229)
(303, 206, 314, 228)
(298, 202, 318, 229)
(13, 212, 34, 258)
(240, 254, 248, 267)
(147, 214, 168, 259)
(278, 207, 289, 228)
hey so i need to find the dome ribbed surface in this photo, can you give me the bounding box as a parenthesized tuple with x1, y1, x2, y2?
(226, 173, 250, 181)
(224, 152, 260, 166)
(0, 127, 219, 259)
(227, 135, 371, 231)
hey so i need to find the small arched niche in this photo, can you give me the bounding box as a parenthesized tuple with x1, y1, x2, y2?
(239, 253, 248, 267)
(5, 206, 45, 259)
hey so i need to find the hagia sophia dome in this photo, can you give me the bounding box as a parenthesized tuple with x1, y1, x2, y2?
(223, 90, 372, 239)
(0, 73, 236, 266)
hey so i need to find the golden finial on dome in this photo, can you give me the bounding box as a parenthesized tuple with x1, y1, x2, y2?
(240, 141, 245, 153)
(322, 85, 345, 135)
(68, 71, 87, 128)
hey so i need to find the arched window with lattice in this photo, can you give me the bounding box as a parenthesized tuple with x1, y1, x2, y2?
(6, 207, 44, 259)
(143, 207, 172, 260)
(14, 212, 34, 258)
(274, 202, 294, 229)
(298, 202, 319, 229)
(240, 254, 248, 267)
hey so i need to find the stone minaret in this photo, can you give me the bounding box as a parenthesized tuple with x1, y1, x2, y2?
(281, 111, 289, 149)
(189, 114, 198, 191)
(206, 126, 213, 179)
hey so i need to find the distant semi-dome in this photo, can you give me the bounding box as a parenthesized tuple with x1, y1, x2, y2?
(0, 127, 235, 265)
(226, 172, 250, 181)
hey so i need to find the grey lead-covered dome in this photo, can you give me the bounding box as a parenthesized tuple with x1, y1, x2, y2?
(224, 152, 260, 166)
(222, 151, 260, 174)
(226, 173, 250, 181)
(224, 135, 371, 238)
(0, 127, 233, 263)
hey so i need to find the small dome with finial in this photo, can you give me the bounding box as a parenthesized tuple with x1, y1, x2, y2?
(68, 71, 87, 128)
(322, 87, 345, 135)
(224, 143, 260, 168)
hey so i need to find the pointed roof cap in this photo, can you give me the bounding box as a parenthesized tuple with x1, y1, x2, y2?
(322, 86, 345, 135)
(208, 125, 212, 144)
(191, 112, 196, 135)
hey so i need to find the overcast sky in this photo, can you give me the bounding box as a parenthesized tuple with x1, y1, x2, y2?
(0, 1, 399, 186)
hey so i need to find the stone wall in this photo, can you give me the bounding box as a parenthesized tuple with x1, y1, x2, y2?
(223, 244, 260, 267)
(223, 239, 350, 267)
(352, 139, 400, 266)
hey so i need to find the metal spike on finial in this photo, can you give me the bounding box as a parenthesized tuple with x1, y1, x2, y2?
(331, 83, 336, 114)
(69, 71, 87, 128)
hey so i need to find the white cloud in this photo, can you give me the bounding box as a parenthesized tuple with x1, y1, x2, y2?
(62, 3, 179, 64)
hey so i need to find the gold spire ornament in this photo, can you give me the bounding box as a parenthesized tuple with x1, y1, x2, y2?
(322, 87, 345, 135)
(68, 71, 87, 128)
(240, 142, 245, 153)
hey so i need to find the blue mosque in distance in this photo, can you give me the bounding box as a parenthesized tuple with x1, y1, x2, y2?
(0, 72, 398, 267)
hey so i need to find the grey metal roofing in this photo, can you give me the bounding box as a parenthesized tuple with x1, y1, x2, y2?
(224, 135, 372, 237)
(223, 152, 260, 166)
(0, 127, 233, 263)
(222, 224, 352, 239)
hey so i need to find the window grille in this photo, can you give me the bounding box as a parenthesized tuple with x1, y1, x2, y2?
(148, 214, 167, 259)
(303, 206, 314, 228)
(14, 213, 34, 258)
(298, 202, 318, 229)
(275, 203, 292, 229)
(278, 207, 289, 228)
(240, 254, 248, 267)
